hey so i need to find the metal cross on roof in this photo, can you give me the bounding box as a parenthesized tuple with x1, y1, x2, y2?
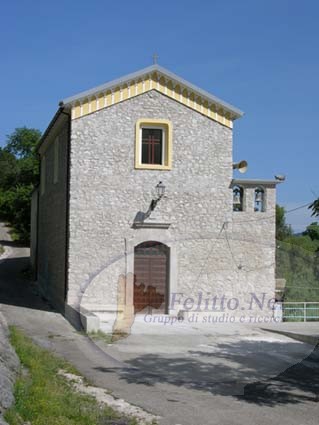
(152, 53, 159, 64)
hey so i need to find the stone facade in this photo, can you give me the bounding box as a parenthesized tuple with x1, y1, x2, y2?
(37, 114, 69, 311)
(230, 184, 277, 316)
(34, 66, 279, 327)
(65, 90, 277, 321)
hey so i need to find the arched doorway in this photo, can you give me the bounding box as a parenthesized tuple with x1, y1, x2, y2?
(134, 241, 169, 314)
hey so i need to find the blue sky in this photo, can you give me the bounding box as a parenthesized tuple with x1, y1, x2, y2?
(1, 0, 318, 231)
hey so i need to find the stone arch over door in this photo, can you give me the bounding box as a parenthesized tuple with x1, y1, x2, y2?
(134, 241, 170, 314)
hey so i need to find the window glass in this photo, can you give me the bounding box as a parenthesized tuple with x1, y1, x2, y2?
(141, 128, 163, 165)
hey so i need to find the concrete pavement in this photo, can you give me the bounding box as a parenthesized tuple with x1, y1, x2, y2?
(261, 322, 319, 345)
(0, 223, 319, 425)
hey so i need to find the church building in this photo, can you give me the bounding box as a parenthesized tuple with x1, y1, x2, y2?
(31, 64, 280, 330)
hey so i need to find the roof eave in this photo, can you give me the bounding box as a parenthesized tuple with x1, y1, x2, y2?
(231, 178, 283, 186)
(36, 105, 71, 154)
(61, 64, 244, 119)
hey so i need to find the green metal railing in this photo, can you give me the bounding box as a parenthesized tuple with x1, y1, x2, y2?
(281, 302, 319, 322)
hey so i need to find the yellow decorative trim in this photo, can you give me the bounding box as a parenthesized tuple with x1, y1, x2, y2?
(71, 72, 234, 128)
(144, 78, 150, 92)
(122, 84, 128, 101)
(203, 100, 208, 116)
(114, 86, 120, 103)
(135, 119, 172, 170)
(98, 93, 104, 109)
(73, 101, 81, 119)
(82, 99, 89, 116)
(167, 80, 173, 98)
(137, 79, 143, 95)
(90, 97, 97, 113)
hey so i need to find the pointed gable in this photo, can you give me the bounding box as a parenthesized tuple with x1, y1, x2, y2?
(62, 65, 243, 129)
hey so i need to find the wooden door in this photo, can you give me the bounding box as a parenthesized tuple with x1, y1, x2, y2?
(134, 241, 169, 313)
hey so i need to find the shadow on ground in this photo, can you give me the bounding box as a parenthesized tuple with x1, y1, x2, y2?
(1, 237, 318, 410)
(239, 342, 319, 406)
(0, 239, 29, 248)
(0, 254, 52, 312)
(94, 340, 319, 407)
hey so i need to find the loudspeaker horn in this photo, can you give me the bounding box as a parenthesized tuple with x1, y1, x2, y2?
(233, 160, 248, 174)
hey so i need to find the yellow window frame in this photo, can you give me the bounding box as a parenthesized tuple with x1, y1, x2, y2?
(135, 119, 172, 170)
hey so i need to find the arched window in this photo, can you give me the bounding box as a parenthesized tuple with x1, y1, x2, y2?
(254, 187, 265, 212)
(233, 185, 244, 211)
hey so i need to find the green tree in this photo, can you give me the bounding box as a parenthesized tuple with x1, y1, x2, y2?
(276, 207, 319, 304)
(5, 127, 41, 158)
(303, 222, 319, 242)
(276, 204, 292, 240)
(0, 148, 19, 189)
(0, 127, 41, 242)
(309, 198, 319, 217)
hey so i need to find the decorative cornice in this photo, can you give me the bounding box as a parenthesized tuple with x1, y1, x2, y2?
(62, 65, 243, 129)
(231, 179, 281, 187)
(132, 222, 171, 229)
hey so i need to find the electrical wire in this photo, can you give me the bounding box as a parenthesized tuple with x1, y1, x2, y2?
(224, 228, 242, 270)
(232, 201, 312, 225)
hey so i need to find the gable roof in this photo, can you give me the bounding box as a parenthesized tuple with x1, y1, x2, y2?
(61, 64, 243, 129)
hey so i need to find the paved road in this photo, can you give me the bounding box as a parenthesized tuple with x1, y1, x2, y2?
(0, 223, 318, 425)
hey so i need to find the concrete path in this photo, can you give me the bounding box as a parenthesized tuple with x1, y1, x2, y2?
(0, 223, 318, 425)
(261, 322, 319, 345)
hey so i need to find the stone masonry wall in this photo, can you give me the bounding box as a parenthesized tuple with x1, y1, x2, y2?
(37, 116, 69, 312)
(67, 90, 276, 320)
(231, 185, 277, 317)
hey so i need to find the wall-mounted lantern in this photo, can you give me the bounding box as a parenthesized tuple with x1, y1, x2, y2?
(155, 181, 165, 200)
(147, 181, 166, 215)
